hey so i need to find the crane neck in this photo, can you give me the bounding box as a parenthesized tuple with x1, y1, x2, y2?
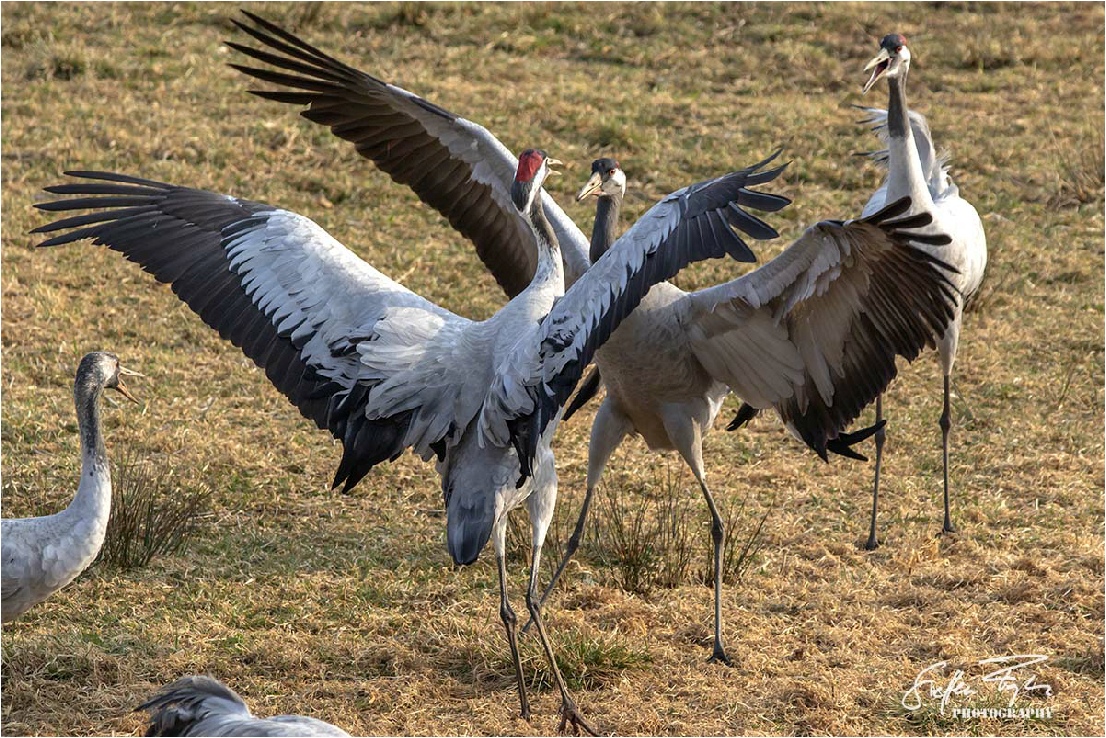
(589, 193, 623, 263)
(885, 73, 933, 209)
(526, 195, 564, 292)
(69, 371, 112, 519)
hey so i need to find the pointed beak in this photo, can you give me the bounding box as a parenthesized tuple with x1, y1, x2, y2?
(546, 157, 563, 176)
(115, 365, 142, 404)
(862, 48, 892, 94)
(575, 171, 604, 202)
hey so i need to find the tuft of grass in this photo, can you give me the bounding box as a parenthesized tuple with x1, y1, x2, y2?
(530, 629, 652, 692)
(95, 450, 212, 571)
(584, 469, 688, 594)
(696, 494, 772, 589)
(575, 464, 772, 595)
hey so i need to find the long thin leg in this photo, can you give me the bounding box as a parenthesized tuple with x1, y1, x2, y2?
(697, 475, 730, 666)
(495, 536, 530, 722)
(664, 410, 731, 666)
(526, 487, 593, 626)
(528, 402, 631, 624)
(940, 374, 956, 534)
(525, 545, 598, 736)
(865, 395, 885, 551)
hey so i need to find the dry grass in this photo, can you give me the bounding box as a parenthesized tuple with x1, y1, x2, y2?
(2, 2, 1103, 736)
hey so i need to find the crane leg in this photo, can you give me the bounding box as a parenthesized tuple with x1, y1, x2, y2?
(940, 374, 956, 534)
(666, 412, 732, 666)
(865, 395, 885, 551)
(526, 403, 631, 630)
(525, 545, 598, 736)
(697, 475, 731, 666)
(496, 538, 531, 722)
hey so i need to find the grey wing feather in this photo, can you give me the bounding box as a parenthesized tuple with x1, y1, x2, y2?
(139, 675, 350, 737)
(688, 196, 958, 458)
(853, 105, 952, 200)
(227, 11, 590, 295)
(33, 172, 473, 493)
(480, 154, 791, 478)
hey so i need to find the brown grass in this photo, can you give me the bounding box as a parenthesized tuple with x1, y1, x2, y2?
(2, 2, 1103, 736)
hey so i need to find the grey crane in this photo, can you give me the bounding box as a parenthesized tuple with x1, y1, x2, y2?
(33, 149, 787, 732)
(139, 675, 350, 736)
(733, 35, 990, 549)
(531, 158, 958, 664)
(858, 33, 988, 548)
(2, 352, 139, 624)
(225, 14, 960, 665)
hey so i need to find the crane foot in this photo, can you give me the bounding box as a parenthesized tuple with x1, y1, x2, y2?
(707, 647, 734, 667)
(558, 699, 598, 736)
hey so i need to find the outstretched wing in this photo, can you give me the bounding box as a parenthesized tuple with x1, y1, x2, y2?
(33, 172, 478, 492)
(227, 11, 591, 296)
(686, 196, 958, 457)
(480, 154, 791, 479)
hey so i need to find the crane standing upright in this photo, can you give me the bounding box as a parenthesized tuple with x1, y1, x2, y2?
(727, 34, 988, 551)
(2, 352, 139, 624)
(857, 33, 988, 549)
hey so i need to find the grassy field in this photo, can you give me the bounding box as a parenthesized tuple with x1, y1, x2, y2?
(2, 2, 1103, 735)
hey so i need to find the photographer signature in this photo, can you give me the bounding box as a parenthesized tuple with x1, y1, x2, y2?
(902, 654, 1053, 714)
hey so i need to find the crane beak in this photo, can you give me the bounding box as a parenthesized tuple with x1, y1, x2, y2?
(545, 157, 563, 176)
(575, 171, 604, 202)
(862, 48, 892, 94)
(115, 364, 142, 404)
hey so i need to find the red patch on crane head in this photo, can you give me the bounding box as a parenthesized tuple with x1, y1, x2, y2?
(515, 149, 547, 183)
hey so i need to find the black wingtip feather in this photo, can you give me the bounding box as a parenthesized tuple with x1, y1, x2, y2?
(825, 419, 887, 462)
(726, 402, 760, 432)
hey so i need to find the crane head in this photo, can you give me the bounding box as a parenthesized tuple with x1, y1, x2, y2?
(80, 351, 142, 404)
(511, 149, 562, 213)
(575, 158, 626, 202)
(862, 33, 911, 94)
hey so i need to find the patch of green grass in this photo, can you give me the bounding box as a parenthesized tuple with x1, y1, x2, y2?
(535, 629, 652, 691)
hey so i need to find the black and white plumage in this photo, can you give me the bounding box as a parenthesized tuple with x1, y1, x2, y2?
(33, 149, 787, 731)
(854, 33, 988, 548)
(226, 10, 592, 297)
(224, 13, 783, 286)
(2, 352, 139, 624)
(138, 675, 350, 737)
(734, 35, 988, 550)
(222, 15, 958, 665)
